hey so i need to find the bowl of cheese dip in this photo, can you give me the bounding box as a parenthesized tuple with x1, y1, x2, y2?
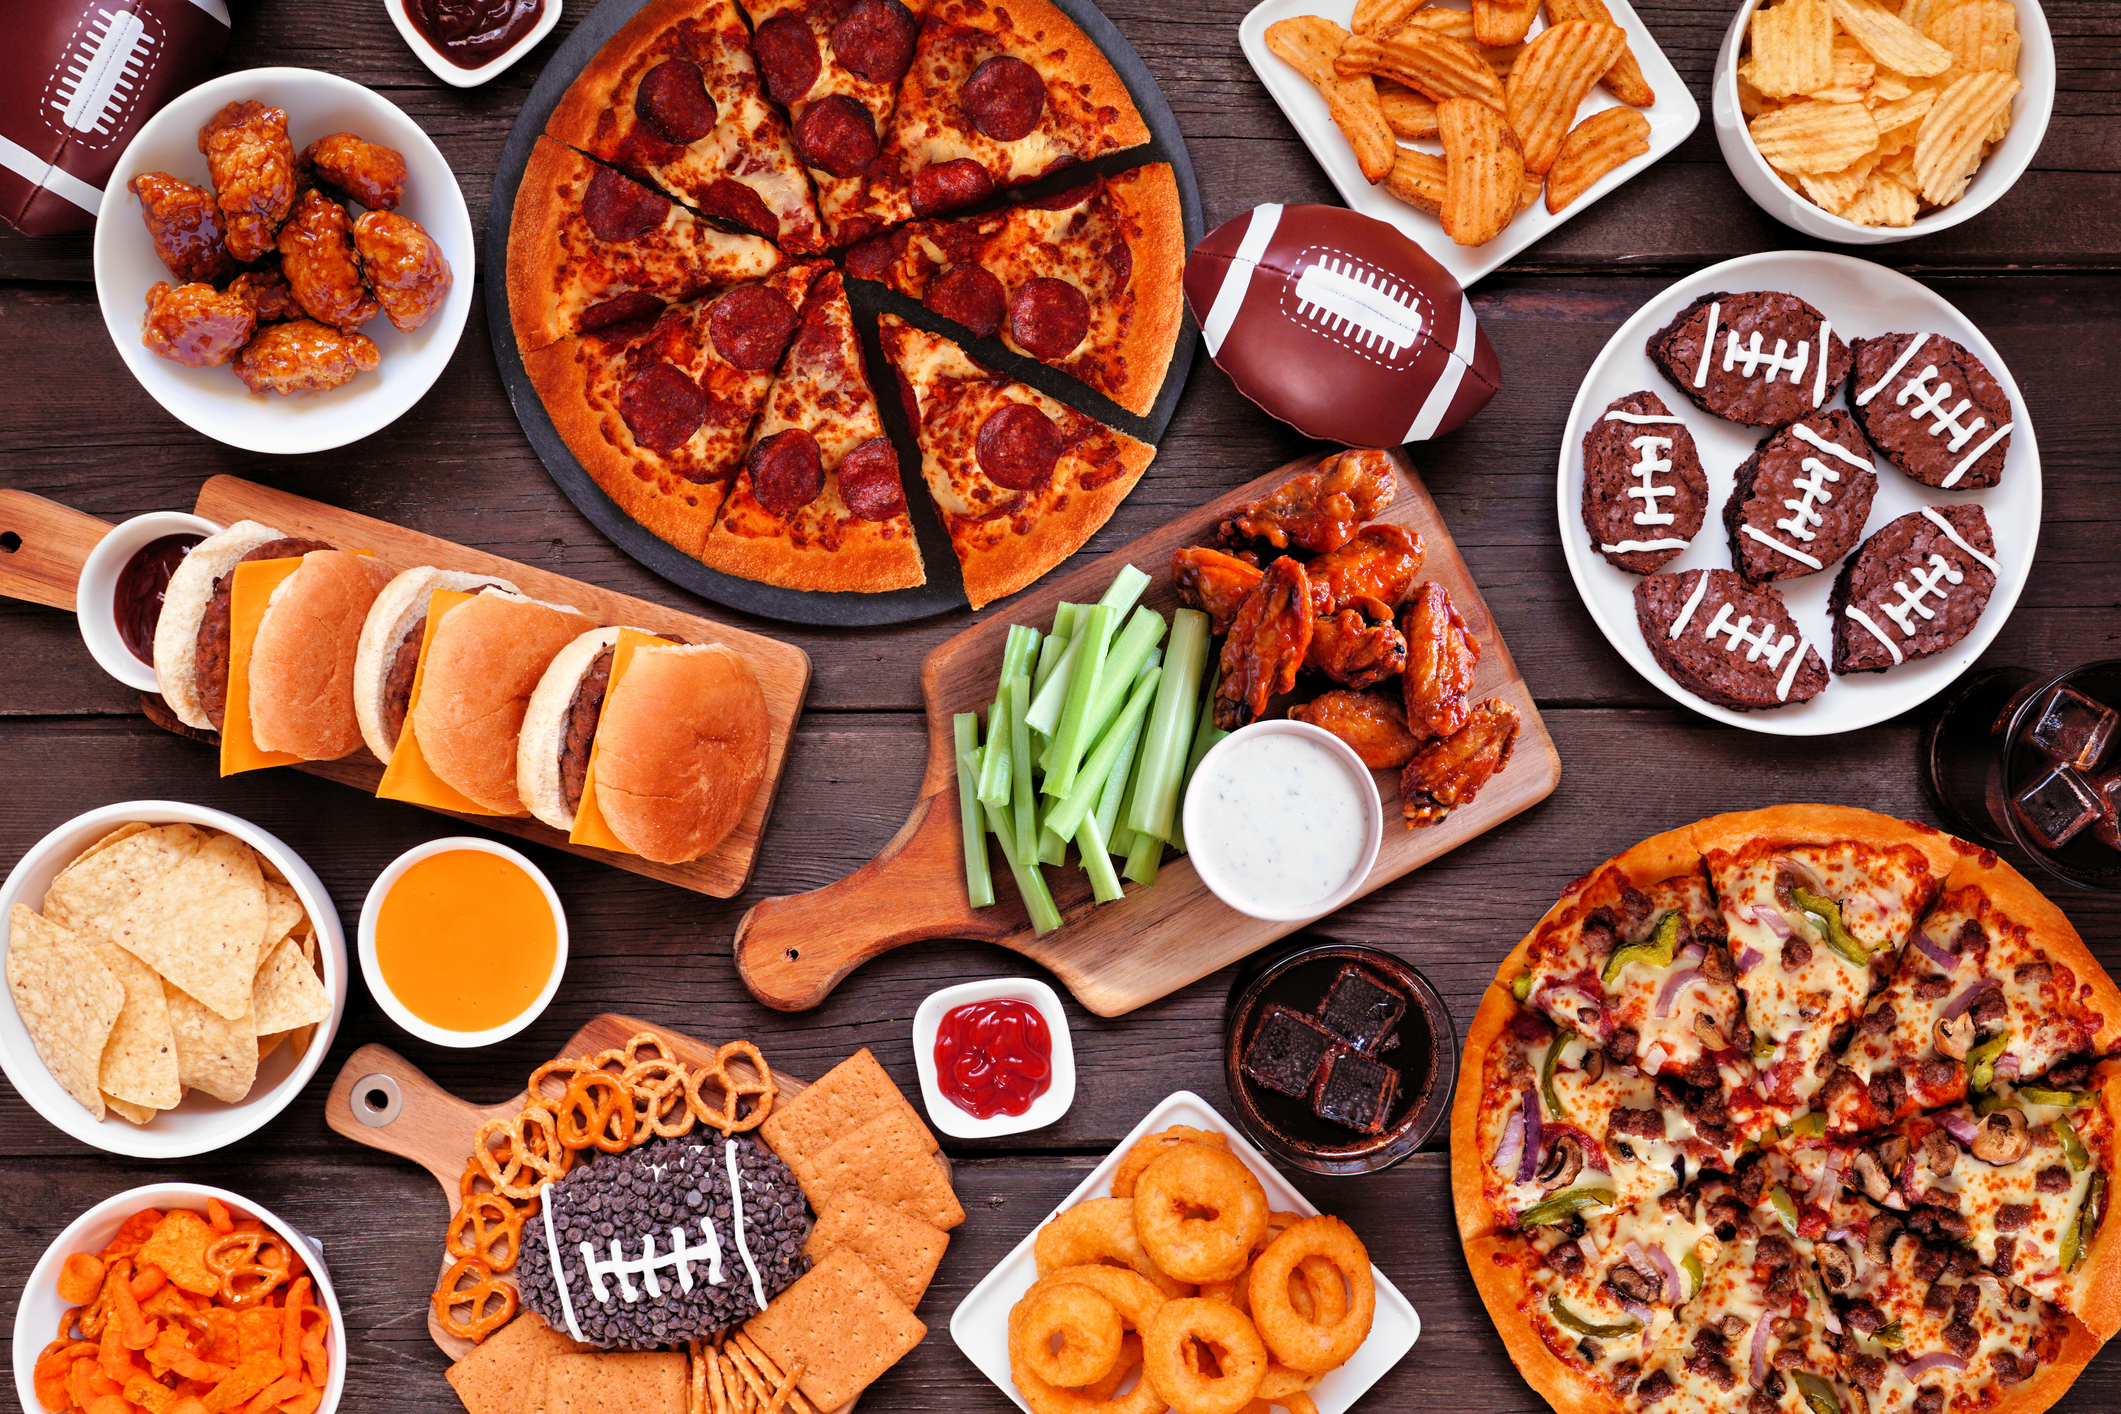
(1181, 720, 1384, 923)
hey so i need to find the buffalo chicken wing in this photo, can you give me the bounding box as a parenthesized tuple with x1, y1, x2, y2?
(1215, 557, 1313, 729)
(1305, 523, 1425, 619)
(1305, 610, 1407, 690)
(1289, 690, 1422, 769)
(1401, 581, 1480, 739)
(1401, 697, 1519, 827)
(1218, 448, 1397, 554)
(1172, 545, 1264, 635)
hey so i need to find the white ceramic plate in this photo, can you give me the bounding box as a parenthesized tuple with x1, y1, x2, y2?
(912, 978, 1077, 1139)
(0, 802, 348, 1156)
(1238, 0, 1699, 289)
(13, 1184, 347, 1414)
(951, 1091, 1419, 1414)
(92, 67, 474, 454)
(1556, 250, 2041, 736)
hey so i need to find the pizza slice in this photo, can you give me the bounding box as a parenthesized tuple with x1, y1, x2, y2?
(507, 136, 785, 353)
(1820, 853, 2121, 1135)
(1695, 806, 1961, 1134)
(878, 312, 1153, 610)
(845, 0, 1150, 232)
(738, 0, 930, 244)
(844, 164, 1185, 416)
(522, 261, 826, 561)
(705, 270, 924, 592)
(545, 0, 826, 253)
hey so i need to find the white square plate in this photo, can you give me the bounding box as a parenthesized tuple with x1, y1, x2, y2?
(950, 1091, 1420, 1413)
(1238, 0, 1699, 288)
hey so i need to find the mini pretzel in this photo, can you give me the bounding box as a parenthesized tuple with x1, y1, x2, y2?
(447, 1192, 531, 1273)
(688, 1041, 777, 1135)
(433, 1256, 516, 1342)
(625, 1058, 697, 1140)
(528, 1056, 593, 1100)
(204, 1232, 293, 1307)
(558, 1071, 635, 1153)
(474, 1100, 572, 1200)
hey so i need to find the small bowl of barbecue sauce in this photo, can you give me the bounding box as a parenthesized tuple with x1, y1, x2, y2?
(76, 511, 222, 693)
(1224, 940, 1456, 1176)
(385, 0, 560, 88)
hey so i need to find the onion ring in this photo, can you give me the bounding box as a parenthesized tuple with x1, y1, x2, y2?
(1111, 1126, 1229, 1198)
(1011, 1277, 1125, 1388)
(1085, 1332, 1144, 1402)
(1242, 1397, 1320, 1414)
(1035, 1198, 1194, 1299)
(1133, 1145, 1269, 1284)
(1245, 1217, 1374, 1375)
(1012, 1272, 1166, 1414)
(1142, 1297, 1267, 1414)
(1043, 1263, 1171, 1332)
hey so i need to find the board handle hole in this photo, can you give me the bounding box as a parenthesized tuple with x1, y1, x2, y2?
(786, 948, 799, 961)
(0, 532, 20, 554)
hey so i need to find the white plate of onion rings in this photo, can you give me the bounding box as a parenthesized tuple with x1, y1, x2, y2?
(950, 1091, 1420, 1414)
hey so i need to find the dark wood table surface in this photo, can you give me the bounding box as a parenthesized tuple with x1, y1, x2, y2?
(3, 0, 2118, 1408)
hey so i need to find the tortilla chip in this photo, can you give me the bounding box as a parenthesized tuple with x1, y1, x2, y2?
(791, 1109, 965, 1230)
(802, 1190, 949, 1309)
(544, 1352, 688, 1414)
(742, 1248, 925, 1412)
(138, 1208, 220, 1295)
(108, 831, 267, 1020)
(262, 880, 307, 956)
(39, 824, 203, 937)
(448, 1314, 593, 1414)
(76, 823, 152, 865)
(104, 1092, 157, 1124)
(251, 933, 330, 1035)
(5, 906, 124, 1119)
(759, 1047, 936, 1175)
(166, 982, 258, 1104)
(92, 940, 181, 1109)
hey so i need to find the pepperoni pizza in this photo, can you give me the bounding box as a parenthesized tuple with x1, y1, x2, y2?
(1455, 806, 2121, 1414)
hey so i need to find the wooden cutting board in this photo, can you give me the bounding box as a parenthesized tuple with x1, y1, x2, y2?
(0, 477, 811, 897)
(734, 449, 1562, 1018)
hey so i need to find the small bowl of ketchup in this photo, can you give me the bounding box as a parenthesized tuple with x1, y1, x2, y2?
(385, 0, 561, 88)
(75, 510, 223, 693)
(912, 978, 1076, 1139)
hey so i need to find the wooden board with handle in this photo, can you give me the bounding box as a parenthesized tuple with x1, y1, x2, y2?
(0, 477, 811, 897)
(733, 449, 1563, 1018)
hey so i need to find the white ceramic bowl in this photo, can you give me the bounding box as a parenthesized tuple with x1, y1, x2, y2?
(13, 1183, 346, 1414)
(384, 0, 562, 87)
(912, 978, 1076, 1139)
(92, 67, 474, 453)
(1181, 719, 1385, 924)
(0, 802, 347, 1157)
(358, 836, 568, 1048)
(1712, 0, 2054, 243)
(75, 511, 225, 692)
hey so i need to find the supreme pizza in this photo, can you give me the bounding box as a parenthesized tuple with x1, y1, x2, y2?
(1455, 806, 2121, 1414)
(505, 0, 1183, 602)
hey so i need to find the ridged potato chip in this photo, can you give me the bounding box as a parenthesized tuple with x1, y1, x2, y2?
(1899, 0, 1937, 29)
(1398, 6, 1524, 70)
(1268, 17, 1400, 182)
(1841, 169, 1922, 223)
(1796, 150, 1880, 210)
(1867, 87, 1937, 134)
(1439, 95, 1528, 243)
(1926, 0, 2018, 77)
(1913, 68, 2018, 203)
(1545, 0, 1655, 104)
(1506, 20, 1628, 174)
(1748, 98, 1882, 173)
(1830, 0, 1952, 75)
(1545, 105, 1651, 210)
(1473, 0, 1540, 46)
(1747, 0, 1835, 97)
(1355, 0, 1432, 35)
(1738, 71, 1781, 117)
(1378, 87, 1442, 138)
(1387, 148, 1448, 213)
(1867, 66, 1914, 100)
(1811, 36, 1877, 100)
(1351, 25, 1508, 108)
(1521, 170, 1546, 209)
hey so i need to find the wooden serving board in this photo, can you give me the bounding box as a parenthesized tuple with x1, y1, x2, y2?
(734, 450, 1563, 1017)
(0, 477, 811, 897)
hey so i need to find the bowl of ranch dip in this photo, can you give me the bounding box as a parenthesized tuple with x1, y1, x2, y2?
(1181, 719, 1384, 923)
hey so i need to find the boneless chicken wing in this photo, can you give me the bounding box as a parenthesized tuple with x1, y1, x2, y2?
(199, 101, 296, 262)
(304, 132, 408, 210)
(1401, 697, 1519, 827)
(1401, 581, 1480, 739)
(279, 188, 379, 332)
(1289, 689, 1423, 769)
(1172, 545, 1264, 636)
(233, 319, 380, 396)
(1214, 556, 1314, 730)
(229, 267, 301, 323)
(141, 282, 255, 368)
(353, 210, 451, 332)
(127, 173, 237, 284)
(1218, 448, 1397, 553)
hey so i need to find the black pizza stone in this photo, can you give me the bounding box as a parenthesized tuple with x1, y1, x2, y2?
(1242, 1005, 1340, 1098)
(1313, 1048, 1400, 1134)
(1316, 965, 1407, 1054)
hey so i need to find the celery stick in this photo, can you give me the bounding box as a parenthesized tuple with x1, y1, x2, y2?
(1099, 564, 1151, 618)
(981, 797, 1062, 935)
(1052, 603, 1083, 639)
(1030, 632, 1070, 698)
(954, 733, 994, 908)
(1076, 813, 1125, 903)
(1025, 636, 1083, 735)
(976, 689, 1012, 808)
(1041, 662, 1162, 843)
(1092, 707, 1146, 847)
(1038, 825, 1068, 867)
(1000, 623, 1039, 683)
(1125, 608, 1210, 841)
(1043, 603, 1115, 798)
(1008, 673, 1035, 863)
(1123, 828, 1164, 884)
(1077, 606, 1166, 753)
(1168, 670, 1227, 856)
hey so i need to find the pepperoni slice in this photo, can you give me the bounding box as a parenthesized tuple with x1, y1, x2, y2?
(749, 429, 825, 516)
(692, 176, 780, 239)
(710, 284, 800, 370)
(579, 290, 665, 339)
(843, 230, 905, 281)
(960, 56, 1045, 142)
(752, 14, 822, 107)
(620, 363, 709, 453)
(1020, 178, 1100, 211)
(925, 264, 1006, 337)
(583, 165, 670, 242)
(1007, 277, 1090, 360)
(793, 94, 879, 180)
(830, 0, 919, 83)
(635, 59, 718, 144)
(910, 158, 994, 217)
(837, 437, 906, 520)
(976, 402, 1064, 490)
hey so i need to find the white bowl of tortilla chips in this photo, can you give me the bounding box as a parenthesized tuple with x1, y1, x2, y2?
(0, 802, 345, 1157)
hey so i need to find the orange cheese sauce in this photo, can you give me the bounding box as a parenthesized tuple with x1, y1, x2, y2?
(374, 850, 557, 1031)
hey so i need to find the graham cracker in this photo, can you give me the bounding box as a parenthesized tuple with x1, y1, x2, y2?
(802, 1191, 949, 1311)
(760, 1048, 936, 1175)
(544, 1351, 687, 1414)
(743, 1248, 926, 1412)
(792, 1108, 964, 1231)
(445, 1313, 591, 1414)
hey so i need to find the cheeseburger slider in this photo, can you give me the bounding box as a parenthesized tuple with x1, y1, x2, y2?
(519, 628, 768, 864)
(353, 566, 520, 765)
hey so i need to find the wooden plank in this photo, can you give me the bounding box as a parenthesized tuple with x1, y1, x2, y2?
(735, 451, 1562, 1017)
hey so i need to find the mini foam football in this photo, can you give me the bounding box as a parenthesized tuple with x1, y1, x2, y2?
(1183, 203, 1500, 446)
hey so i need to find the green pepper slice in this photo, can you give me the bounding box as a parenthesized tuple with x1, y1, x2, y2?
(1967, 1029, 2013, 1094)
(1794, 1370, 1843, 1414)
(1601, 912, 1680, 985)
(1547, 1291, 1642, 1339)
(2057, 1117, 2092, 1172)
(1541, 1026, 1574, 1121)
(1519, 1185, 1618, 1228)
(1512, 970, 1533, 1002)
(1681, 1251, 1704, 1301)
(1752, 1030, 1775, 1060)
(1792, 887, 1869, 967)
(2016, 1084, 2089, 1108)
(2063, 1173, 2104, 1274)
(1787, 1111, 1826, 1138)
(1770, 1184, 1799, 1235)
(1874, 1319, 1907, 1350)
(1973, 1089, 2016, 1118)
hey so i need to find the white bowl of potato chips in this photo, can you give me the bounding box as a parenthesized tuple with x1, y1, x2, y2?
(1712, 0, 2052, 240)
(0, 802, 345, 1157)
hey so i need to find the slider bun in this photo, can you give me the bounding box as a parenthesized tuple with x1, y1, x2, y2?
(517, 625, 632, 834)
(151, 519, 285, 730)
(412, 590, 594, 815)
(353, 566, 520, 763)
(248, 551, 397, 760)
(591, 643, 768, 865)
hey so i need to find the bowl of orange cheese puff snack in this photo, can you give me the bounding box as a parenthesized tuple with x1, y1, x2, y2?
(14, 1184, 345, 1414)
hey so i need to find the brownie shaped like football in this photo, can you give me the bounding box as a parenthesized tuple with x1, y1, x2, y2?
(1849, 332, 2014, 489)
(1646, 290, 1850, 427)
(1581, 390, 1708, 574)
(1722, 408, 1878, 582)
(1636, 567, 1828, 711)
(1831, 504, 2001, 674)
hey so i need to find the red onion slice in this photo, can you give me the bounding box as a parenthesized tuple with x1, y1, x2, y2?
(1647, 1245, 1683, 1306)
(1996, 1052, 2021, 1079)
(1655, 967, 1705, 1019)
(1494, 1109, 1525, 1177)
(1735, 946, 1764, 973)
(1519, 1087, 1543, 1185)
(1941, 976, 2001, 1022)
(1748, 903, 1795, 941)
(1824, 1227, 1851, 1243)
(1912, 929, 1959, 971)
(1943, 1114, 1978, 1144)
(1900, 1352, 1970, 1380)
(1680, 942, 1706, 966)
(1774, 853, 1830, 897)
(1750, 1314, 1772, 1386)
(1620, 1299, 1656, 1326)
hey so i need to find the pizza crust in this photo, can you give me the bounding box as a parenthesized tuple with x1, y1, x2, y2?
(2073, 1057, 2121, 1342)
(1451, 977, 1527, 1243)
(506, 136, 585, 355)
(1939, 850, 2121, 1057)
(705, 480, 926, 593)
(1461, 1234, 1618, 1414)
(1687, 803, 1972, 880)
(1097, 163, 1187, 418)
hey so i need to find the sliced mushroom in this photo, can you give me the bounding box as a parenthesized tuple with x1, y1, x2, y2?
(1876, 1133, 1911, 1172)
(1935, 1013, 1976, 1061)
(1971, 1108, 2032, 1166)
(1865, 1213, 1903, 1265)
(1605, 1260, 1658, 1304)
(1537, 1133, 1585, 1191)
(1583, 1048, 1606, 1083)
(1852, 1150, 1895, 1202)
(1922, 1129, 1959, 1178)
(1693, 1011, 1727, 1051)
(1816, 1242, 1855, 1292)
(1720, 1314, 1749, 1342)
